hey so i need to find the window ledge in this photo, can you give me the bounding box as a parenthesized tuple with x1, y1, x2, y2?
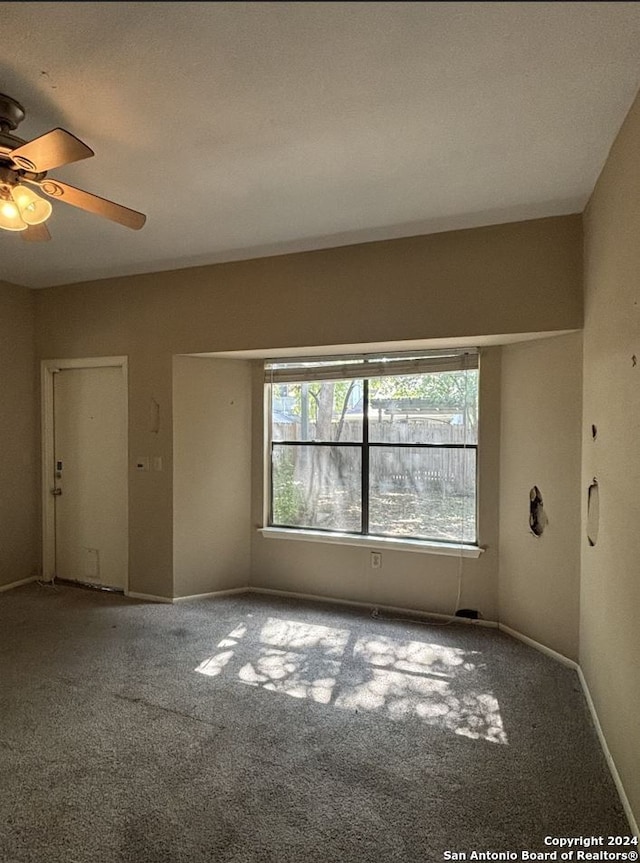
(258, 527, 484, 558)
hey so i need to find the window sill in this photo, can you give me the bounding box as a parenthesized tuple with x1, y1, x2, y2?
(258, 527, 484, 558)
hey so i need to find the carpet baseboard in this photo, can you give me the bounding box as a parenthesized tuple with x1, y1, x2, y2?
(127, 587, 249, 603)
(577, 667, 639, 839)
(499, 623, 637, 837)
(125, 591, 173, 604)
(174, 586, 249, 602)
(0, 575, 38, 593)
(497, 623, 578, 669)
(249, 586, 499, 627)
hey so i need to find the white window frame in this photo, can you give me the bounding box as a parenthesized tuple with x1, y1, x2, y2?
(261, 349, 483, 558)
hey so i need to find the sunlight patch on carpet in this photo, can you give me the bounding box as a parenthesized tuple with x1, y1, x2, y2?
(238, 648, 339, 704)
(258, 618, 350, 657)
(195, 616, 507, 744)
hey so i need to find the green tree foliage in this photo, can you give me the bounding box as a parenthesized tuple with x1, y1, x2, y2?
(276, 370, 478, 440)
(272, 448, 304, 524)
(369, 370, 478, 430)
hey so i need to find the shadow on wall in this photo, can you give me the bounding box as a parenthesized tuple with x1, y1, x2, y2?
(195, 616, 507, 745)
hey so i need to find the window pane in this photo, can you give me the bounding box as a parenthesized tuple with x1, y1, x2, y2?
(369, 447, 476, 543)
(271, 444, 362, 532)
(271, 380, 363, 442)
(368, 370, 478, 445)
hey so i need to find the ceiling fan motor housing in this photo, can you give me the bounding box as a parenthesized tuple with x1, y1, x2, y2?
(0, 93, 26, 132)
(0, 95, 29, 169)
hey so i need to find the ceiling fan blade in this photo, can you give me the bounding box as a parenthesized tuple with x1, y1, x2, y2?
(10, 128, 94, 172)
(21, 223, 51, 242)
(34, 178, 146, 230)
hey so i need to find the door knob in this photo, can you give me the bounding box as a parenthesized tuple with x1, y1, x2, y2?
(51, 488, 62, 496)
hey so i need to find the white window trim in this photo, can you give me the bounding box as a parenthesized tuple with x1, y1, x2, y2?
(259, 527, 483, 558)
(263, 349, 480, 552)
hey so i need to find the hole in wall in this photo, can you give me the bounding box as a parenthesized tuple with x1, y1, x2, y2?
(587, 479, 599, 547)
(591, 424, 597, 440)
(529, 486, 547, 537)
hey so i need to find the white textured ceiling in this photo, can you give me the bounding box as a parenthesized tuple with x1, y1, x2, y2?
(1, 1, 640, 288)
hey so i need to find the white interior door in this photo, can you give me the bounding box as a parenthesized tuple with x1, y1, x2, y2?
(53, 365, 128, 590)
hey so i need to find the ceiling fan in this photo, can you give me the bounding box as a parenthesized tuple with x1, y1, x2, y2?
(0, 93, 146, 241)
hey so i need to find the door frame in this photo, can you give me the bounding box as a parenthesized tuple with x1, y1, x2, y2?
(41, 356, 129, 586)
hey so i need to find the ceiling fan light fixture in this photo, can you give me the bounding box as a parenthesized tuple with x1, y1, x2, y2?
(0, 196, 27, 231)
(0, 91, 147, 239)
(12, 184, 53, 226)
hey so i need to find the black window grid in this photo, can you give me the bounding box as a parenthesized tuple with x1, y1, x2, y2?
(267, 366, 479, 545)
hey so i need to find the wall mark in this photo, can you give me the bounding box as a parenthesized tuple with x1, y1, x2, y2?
(587, 479, 599, 547)
(40, 70, 58, 90)
(529, 486, 547, 537)
(150, 397, 160, 434)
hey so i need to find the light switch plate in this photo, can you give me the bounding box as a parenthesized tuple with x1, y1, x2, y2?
(135, 456, 150, 472)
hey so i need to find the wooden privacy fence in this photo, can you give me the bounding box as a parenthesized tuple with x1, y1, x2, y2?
(273, 419, 476, 496)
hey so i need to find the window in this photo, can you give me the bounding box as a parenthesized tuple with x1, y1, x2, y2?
(265, 350, 479, 545)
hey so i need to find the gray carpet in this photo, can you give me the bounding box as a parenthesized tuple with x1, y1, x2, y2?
(0, 583, 629, 862)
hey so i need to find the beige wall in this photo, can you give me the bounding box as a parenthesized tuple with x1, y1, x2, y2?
(36, 214, 582, 355)
(251, 348, 502, 619)
(582, 91, 640, 826)
(34, 214, 582, 598)
(499, 333, 582, 660)
(0, 281, 37, 588)
(173, 356, 251, 598)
